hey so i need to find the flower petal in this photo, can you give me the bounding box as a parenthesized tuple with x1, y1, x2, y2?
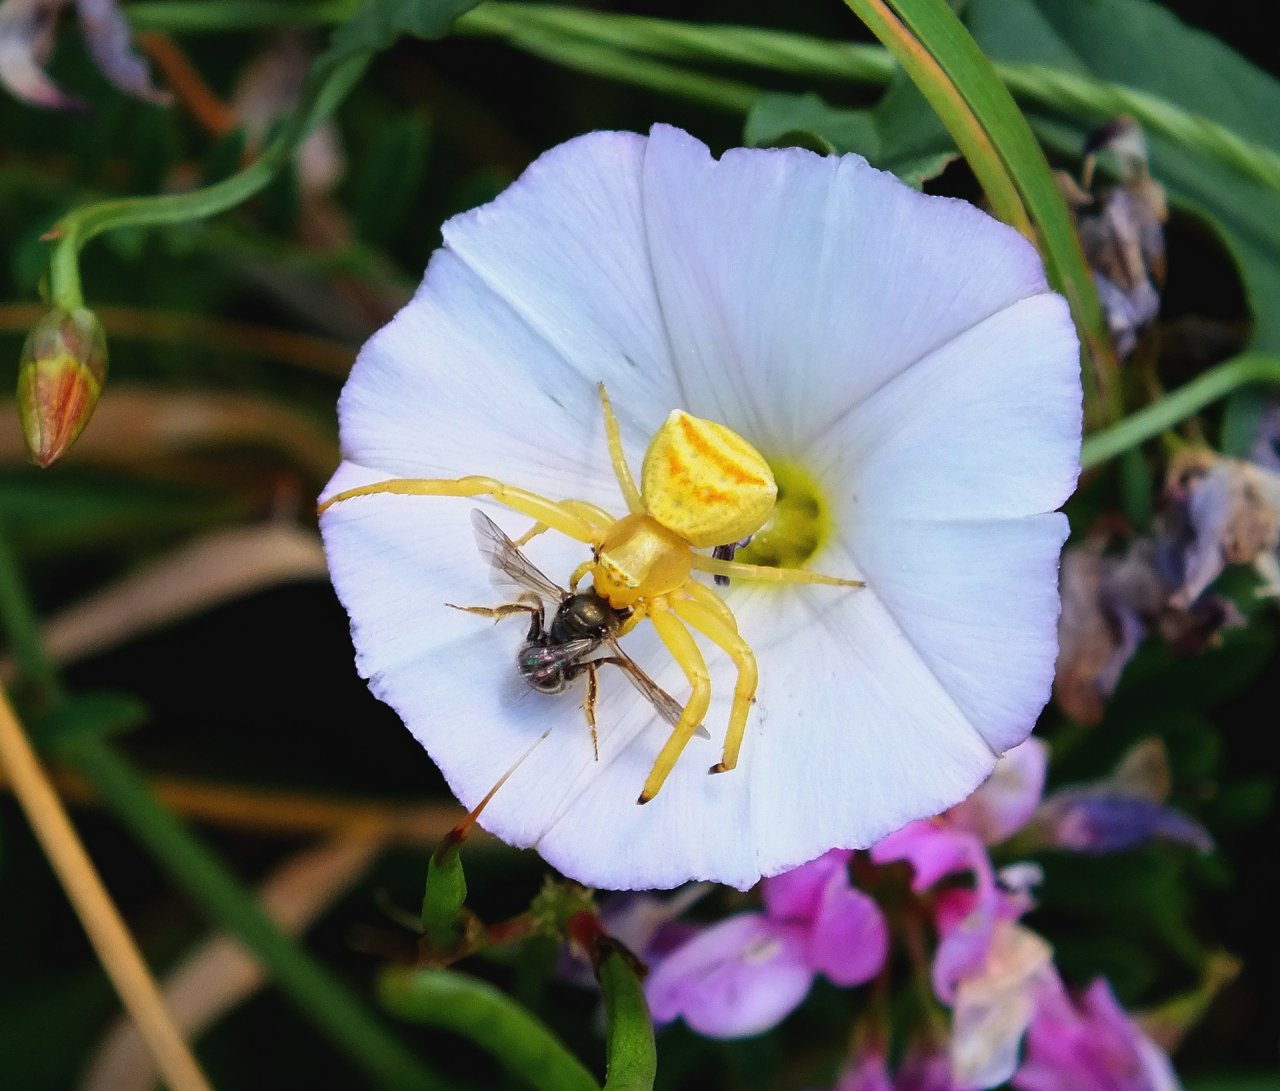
(639, 124, 1054, 457)
(645, 914, 813, 1038)
(439, 129, 681, 453)
(950, 923, 1055, 1091)
(761, 848, 851, 922)
(808, 875, 888, 987)
(78, 0, 169, 104)
(821, 293, 1081, 523)
(951, 739, 1049, 845)
(843, 515, 1070, 754)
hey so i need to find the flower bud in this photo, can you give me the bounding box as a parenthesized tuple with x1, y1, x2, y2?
(16, 307, 108, 468)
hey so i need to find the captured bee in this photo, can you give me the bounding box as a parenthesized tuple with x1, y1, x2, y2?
(451, 509, 706, 759)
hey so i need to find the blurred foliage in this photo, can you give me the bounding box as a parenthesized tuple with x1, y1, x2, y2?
(1, 1, 1278, 1089)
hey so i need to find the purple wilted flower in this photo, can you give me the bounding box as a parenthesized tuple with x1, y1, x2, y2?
(646, 850, 887, 1037)
(1030, 738, 1212, 855)
(320, 124, 1081, 890)
(1013, 976, 1180, 1091)
(0, 0, 167, 108)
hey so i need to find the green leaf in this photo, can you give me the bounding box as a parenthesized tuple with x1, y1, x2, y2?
(380, 966, 601, 1091)
(746, 78, 955, 188)
(327, 0, 481, 61)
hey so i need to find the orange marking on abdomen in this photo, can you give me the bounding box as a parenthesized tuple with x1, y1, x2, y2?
(677, 415, 768, 486)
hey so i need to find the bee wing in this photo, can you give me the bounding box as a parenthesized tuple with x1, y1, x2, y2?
(469, 509, 566, 604)
(521, 638, 598, 686)
(604, 638, 711, 740)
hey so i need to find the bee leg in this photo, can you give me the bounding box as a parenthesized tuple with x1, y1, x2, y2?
(638, 601, 712, 804)
(563, 660, 601, 760)
(670, 593, 758, 776)
(583, 662, 600, 761)
(445, 599, 542, 632)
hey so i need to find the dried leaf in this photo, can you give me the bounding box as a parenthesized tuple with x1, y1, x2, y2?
(1068, 118, 1168, 360)
(1055, 532, 1245, 724)
(1163, 449, 1280, 607)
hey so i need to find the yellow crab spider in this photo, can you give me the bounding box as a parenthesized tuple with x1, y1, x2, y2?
(318, 385, 864, 804)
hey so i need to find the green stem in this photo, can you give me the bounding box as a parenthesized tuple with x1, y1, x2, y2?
(71, 738, 446, 1091)
(380, 967, 601, 1091)
(46, 49, 369, 310)
(1081, 353, 1280, 469)
(457, 4, 895, 83)
(844, 0, 1032, 235)
(128, 0, 359, 33)
(466, 19, 758, 111)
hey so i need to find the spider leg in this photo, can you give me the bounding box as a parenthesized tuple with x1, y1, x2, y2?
(318, 476, 598, 543)
(597, 383, 644, 514)
(680, 580, 739, 633)
(692, 555, 865, 588)
(514, 499, 617, 547)
(670, 594, 758, 776)
(638, 601, 712, 804)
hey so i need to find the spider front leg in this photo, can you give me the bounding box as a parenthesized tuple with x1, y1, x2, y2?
(638, 601, 712, 804)
(318, 476, 599, 544)
(513, 499, 617, 547)
(671, 591, 758, 775)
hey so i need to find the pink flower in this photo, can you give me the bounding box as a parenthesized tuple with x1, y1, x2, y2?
(872, 740, 1049, 1001)
(646, 851, 888, 1037)
(1013, 976, 1180, 1091)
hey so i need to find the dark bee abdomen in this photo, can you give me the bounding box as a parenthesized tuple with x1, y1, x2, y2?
(517, 645, 571, 692)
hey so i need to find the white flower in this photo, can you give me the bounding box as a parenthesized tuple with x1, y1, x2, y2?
(319, 124, 1081, 891)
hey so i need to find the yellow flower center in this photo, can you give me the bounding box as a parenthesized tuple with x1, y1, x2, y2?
(735, 460, 832, 571)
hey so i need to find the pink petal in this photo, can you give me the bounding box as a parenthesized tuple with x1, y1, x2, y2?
(951, 739, 1048, 844)
(762, 849, 852, 922)
(646, 914, 814, 1039)
(808, 874, 888, 987)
